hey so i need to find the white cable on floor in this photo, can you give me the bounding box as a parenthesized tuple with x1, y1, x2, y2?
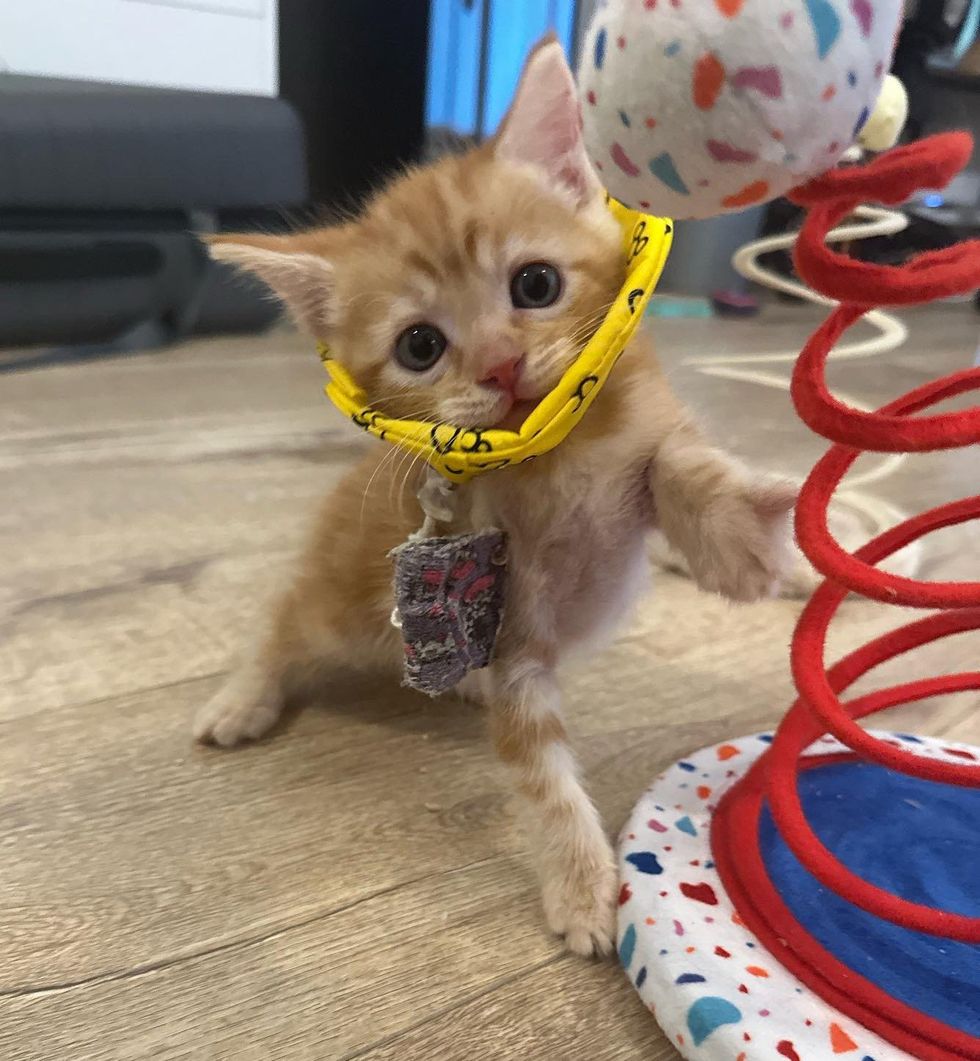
(681, 204, 922, 578)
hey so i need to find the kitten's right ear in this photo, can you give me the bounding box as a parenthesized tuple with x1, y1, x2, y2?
(204, 233, 334, 335)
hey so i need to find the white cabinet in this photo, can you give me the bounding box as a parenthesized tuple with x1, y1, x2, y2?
(0, 0, 278, 96)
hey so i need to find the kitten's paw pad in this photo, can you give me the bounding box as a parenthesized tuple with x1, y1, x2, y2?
(542, 860, 617, 959)
(694, 475, 798, 604)
(193, 687, 281, 747)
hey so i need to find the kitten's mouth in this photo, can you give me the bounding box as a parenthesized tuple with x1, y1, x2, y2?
(493, 399, 537, 432)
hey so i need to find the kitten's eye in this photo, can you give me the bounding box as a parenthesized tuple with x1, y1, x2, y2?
(394, 324, 448, 372)
(510, 262, 562, 309)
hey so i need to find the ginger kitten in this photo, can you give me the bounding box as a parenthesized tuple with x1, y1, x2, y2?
(197, 41, 795, 956)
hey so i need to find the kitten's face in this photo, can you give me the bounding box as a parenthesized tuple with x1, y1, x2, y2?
(324, 155, 622, 429)
(207, 39, 622, 430)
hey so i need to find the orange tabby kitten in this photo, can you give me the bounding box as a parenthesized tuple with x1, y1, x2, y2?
(196, 41, 795, 956)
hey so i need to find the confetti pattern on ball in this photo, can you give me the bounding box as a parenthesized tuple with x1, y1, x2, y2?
(617, 732, 980, 1060)
(580, 0, 903, 219)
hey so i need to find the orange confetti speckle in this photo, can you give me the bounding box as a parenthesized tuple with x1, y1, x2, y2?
(747, 965, 770, 978)
(822, 83, 837, 101)
(645, 116, 657, 129)
(693, 53, 726, 110)
(716, 0, 745, 14)
(645, 916, 657, 925)
(830, 1023, 858, 1053)
(686, 946, 696, 954)
(722, 181, 770, 209)
(697, 785, 712, 799)
(717, 743, 741, 761)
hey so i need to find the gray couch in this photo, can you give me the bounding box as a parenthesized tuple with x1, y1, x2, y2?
(0, 76, 307, 355)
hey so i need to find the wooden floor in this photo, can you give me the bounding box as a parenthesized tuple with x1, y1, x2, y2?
(2, 304, 978, 1061)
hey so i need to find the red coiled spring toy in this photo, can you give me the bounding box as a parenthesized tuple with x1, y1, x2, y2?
(713, 133, 980, 1060)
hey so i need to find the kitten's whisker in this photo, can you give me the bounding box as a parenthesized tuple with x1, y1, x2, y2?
(564, 302, 616, 346)
(397, 445, 430, 515)
(363, 383, 419, 411)
(359, 443, 403, 530)
(391, 429, 433, 514)
(366, 387, 412, 405)
(575, 297, 617, 327)
(387, 424, 428, 511)
(357, 411, 430, 529)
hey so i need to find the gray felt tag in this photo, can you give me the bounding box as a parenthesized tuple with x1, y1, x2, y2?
(390, 529, 507, 696)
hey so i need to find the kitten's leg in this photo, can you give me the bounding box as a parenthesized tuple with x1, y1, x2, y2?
(194, 453, 416, 746)
(483, 658, 616, 957)
(197, 593, 345, 747)
(194, 598, 400, 746)
(649, 423, 798, 603)
(195, 606, 314, 747)
(193, 653, 289, 747)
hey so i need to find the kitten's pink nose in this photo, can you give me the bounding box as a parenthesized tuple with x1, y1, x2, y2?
(480, 357, 523, 392)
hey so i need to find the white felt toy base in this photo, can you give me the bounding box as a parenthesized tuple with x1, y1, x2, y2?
(616, 731, 977, 1060)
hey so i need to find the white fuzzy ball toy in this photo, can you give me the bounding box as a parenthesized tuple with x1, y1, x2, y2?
(580, 0, 904, 219)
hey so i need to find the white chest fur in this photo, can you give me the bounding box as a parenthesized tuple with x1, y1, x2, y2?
(467, 433, 656, 663)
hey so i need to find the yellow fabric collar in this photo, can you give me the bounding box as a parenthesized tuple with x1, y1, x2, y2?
(317, 199, 672, 484)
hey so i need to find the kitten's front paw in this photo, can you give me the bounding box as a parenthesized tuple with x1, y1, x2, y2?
(193, 677, 282, 747)
(692, 475, 797, 604)
(542, 856, 617, 958)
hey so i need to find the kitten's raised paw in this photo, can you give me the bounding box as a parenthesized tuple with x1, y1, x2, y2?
(193, 679, 282, 747)
(692, 474, 798, 604)
(542, 859, 617, 958)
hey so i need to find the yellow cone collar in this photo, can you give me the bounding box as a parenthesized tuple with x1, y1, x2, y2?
(317, 199, 672, 483)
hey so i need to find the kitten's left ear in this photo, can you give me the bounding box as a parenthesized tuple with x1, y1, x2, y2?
(494, 36, 601, 205)
(203, 231, 335, 336)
